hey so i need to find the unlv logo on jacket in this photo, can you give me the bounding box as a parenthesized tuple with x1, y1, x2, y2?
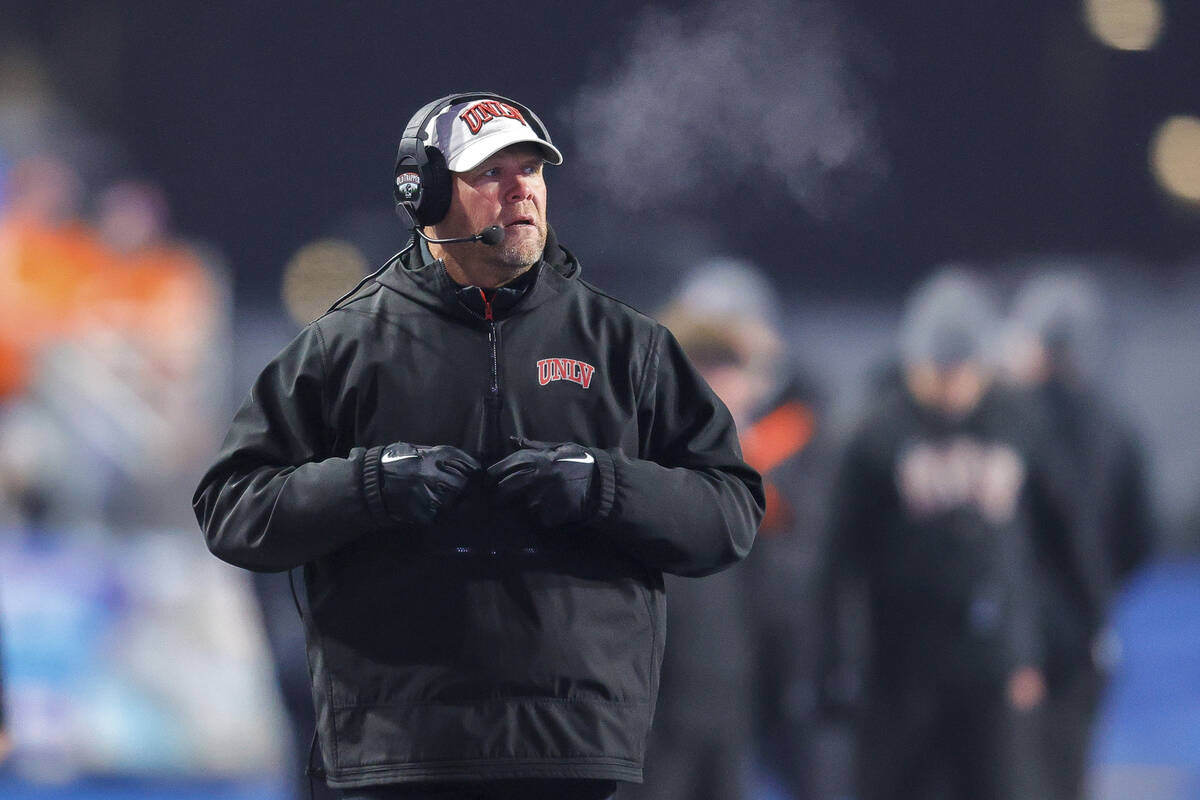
(537, 358, 595, 389)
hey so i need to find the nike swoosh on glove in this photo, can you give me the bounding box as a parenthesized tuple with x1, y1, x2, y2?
(379, 442, 481, 526)
(487, 436, 598, 527)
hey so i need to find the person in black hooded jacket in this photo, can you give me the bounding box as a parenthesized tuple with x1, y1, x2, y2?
(192, 92, 764, 800)
(820, 268, 1052, 800)
(1004, 271, 1155, 800)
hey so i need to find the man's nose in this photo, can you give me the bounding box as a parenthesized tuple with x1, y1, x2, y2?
(505, 174, 535, 202)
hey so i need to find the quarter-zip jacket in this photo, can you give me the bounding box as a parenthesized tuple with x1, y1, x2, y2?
(193, 229, 764, 788)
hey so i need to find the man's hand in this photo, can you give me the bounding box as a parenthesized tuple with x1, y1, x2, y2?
(0, 728, 12, 763)
(1007, 665, 1046, 712)
(488, 437, 598, 527)
(379, 443, 481, 526)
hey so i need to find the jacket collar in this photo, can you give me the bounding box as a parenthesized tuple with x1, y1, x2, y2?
(376, 225, 581, 322)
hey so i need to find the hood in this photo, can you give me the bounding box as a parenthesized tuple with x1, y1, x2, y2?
(375, 225, 581, 323)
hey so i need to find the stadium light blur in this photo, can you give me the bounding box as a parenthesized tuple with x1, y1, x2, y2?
(1082, 0, 1164, 51)
(1150, 115, 1200, 205)
(282, 238, 368, 326)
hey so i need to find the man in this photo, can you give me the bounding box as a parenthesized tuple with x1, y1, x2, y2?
(821, 268, 1050, 800)
(623, 267, 772, 800)
(1004, 271, 1155, 800)
(637, 261, 835, 800)
(193, 92, 764, 800)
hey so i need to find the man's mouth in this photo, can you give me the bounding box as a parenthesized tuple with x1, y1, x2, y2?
(504, 217, 535, 228)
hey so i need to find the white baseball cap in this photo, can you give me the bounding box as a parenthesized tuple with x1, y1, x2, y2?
(426, 98, 563, 173)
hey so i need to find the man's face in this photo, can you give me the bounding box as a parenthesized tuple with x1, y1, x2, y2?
(436, 143, 548, 273)
(905, 361, 990, 419)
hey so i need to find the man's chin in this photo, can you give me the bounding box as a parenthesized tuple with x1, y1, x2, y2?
(497, 236, 545, 269)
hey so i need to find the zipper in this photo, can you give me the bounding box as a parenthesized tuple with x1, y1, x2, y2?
(480, 289, 503, 556)
(479, 288, 499, 396)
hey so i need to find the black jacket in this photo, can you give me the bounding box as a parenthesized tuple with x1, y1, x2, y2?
(822, 379, 1046, 694)
(193, 230, 763, 789)
(1020, 377, 1154, 677)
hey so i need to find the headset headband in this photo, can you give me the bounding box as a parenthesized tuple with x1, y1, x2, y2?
(402, 91, 553, 148)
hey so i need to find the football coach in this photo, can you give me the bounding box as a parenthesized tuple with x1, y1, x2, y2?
(194, 91, 764, 800)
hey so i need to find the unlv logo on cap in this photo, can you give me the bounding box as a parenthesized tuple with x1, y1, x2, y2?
(537, 358, 595, 389)
(459, 100, 528, 135)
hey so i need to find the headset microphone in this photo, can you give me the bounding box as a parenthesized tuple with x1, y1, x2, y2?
(414, 225, 505, 246)
(327, 224, 506, 314)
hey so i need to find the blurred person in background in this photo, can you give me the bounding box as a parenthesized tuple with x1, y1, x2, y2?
(0, 49, 281, 787)
(0, 163, 222, 532)
(632, 259, 835, 800)
(728, 304, 836, 800)
(194, 91, 763, 800)
(1004, 271, 1155, 800)
(821, 267, 1054, 800)
(618, 304, 757, 800)
(83, 179, 224, 529)
(0, 155, 105, 400)
(0, 154, 108, 527)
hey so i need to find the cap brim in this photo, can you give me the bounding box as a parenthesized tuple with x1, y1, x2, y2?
(446, 130, 564, 173)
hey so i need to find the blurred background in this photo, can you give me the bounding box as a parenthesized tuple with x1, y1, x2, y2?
(0, 0, 1197, 798)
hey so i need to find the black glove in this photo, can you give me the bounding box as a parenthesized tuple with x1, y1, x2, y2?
(487, 436, 598, 527)
(378, 442, 481, 526)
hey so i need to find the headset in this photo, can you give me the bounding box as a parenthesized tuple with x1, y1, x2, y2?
(393, 91, 555, 228)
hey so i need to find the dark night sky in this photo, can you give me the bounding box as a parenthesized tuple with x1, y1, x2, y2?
(5, 1, 1199, 306)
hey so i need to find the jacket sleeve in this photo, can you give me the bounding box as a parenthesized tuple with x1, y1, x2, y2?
(588, 326, 764, 577)
(192, 323, 389, 572)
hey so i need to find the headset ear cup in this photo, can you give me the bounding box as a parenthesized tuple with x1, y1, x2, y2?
(414, 145, 452, 227)
(394, 135, 426, 224)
